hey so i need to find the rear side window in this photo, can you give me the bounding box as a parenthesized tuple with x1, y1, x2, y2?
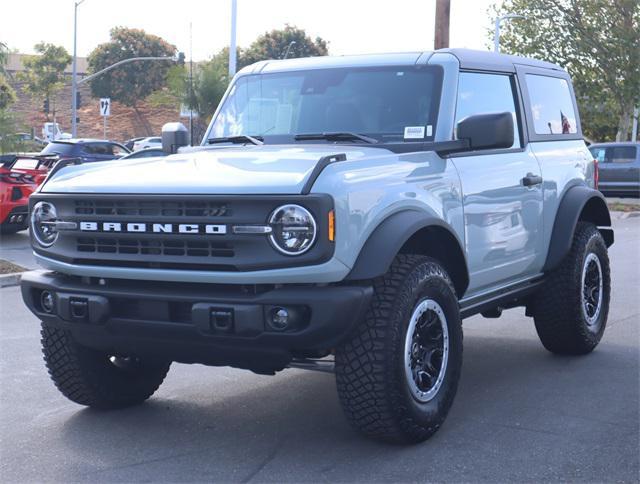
(455, 72, 521, 149)
(589, 145, 638, 164)
(609, 146, 636, 163)
(40, 142, 76, 156)
(525, 74, 577, 135)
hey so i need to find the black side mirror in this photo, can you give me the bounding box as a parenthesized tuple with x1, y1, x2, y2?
(456, 112, 514, 151)
(161, 122, 189, 154)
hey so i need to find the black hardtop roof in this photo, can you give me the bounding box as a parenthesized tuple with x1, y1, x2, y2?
(439, 48, 563, 72)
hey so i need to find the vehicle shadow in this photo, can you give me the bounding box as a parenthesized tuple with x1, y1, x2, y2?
(57, 332, 639, 482)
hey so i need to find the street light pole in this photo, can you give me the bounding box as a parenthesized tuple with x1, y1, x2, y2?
(77, 56, 177, 86)
(494, 14, 525, 52)
(229, 0, 237, 78)
(71, 0, 85, 138)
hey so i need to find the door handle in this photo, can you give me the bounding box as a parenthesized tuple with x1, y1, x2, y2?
(522, 173, 543, 187)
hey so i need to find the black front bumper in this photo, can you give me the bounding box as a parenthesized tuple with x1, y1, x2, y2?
(21, 271, 373, 373)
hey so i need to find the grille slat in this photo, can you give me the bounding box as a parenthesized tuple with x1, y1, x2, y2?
(75, 200, 231, 218)
(76, 237, 234, 258)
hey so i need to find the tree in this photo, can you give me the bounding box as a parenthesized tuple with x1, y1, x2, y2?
(87, 27, 176, 133)
(18, 42, 71, 119)
(240, 24, 328, 68)
(195, 26, 328, 119)
(0, 42, 16, 110)
(490, 0, 640, 142)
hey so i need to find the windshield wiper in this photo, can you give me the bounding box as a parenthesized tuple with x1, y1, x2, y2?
(208, 135, 263, 146)
(294, 132, 378, 144)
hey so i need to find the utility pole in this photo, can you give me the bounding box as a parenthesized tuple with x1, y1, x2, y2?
(434, 0, 450, 50)
(229, 0, 238, 78)
(189, 22, 194, 145)
(632, 106, 638, 141)
(71, 0, 86, 138)
(494, 14, 525, 52)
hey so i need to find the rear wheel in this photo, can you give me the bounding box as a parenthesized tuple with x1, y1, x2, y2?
(335, 255, 463, 443)
(531, 222, 610, 354)
(41, 324, 171, 409)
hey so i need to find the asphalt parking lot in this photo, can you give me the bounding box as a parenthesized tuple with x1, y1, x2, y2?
(0, 215, 638, 483)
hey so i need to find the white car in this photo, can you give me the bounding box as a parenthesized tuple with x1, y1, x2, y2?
(132, 136, 162, 151)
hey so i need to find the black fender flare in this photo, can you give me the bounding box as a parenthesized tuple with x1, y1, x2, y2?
(345, 210, 469, 295)
(543, 185, 613, 272)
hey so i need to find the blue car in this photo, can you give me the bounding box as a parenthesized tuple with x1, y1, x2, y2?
(39, 139, 130, 163)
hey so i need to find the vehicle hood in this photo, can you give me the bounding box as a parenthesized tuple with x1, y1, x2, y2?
(40, 145, 394, 194)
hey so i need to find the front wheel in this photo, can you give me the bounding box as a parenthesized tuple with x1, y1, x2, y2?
(41, 324, 171, 409)
(530, 222, 611, 355)
(335, 255, 463, 444)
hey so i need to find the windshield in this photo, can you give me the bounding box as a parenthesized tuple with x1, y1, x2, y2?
(209, 66, 442, 143)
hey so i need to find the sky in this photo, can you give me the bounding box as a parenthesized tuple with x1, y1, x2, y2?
(4, 0, 497, 61)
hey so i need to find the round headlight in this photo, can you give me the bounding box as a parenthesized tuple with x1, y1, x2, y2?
(269, 204, 317, 255)
(31, 201, 59, 247)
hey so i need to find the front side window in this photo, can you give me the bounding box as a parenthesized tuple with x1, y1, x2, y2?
(110, 144, 128, 156)
(525, 74, 578, 135)
(454, 72, 521, 149)
(209, 66, 442, 143)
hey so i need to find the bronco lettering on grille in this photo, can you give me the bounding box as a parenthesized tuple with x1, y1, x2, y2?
(79, 222, 227, 234)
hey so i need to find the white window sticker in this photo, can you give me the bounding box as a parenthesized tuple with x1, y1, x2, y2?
(426, 125, 433, 136)
(404, 126, 426, 139)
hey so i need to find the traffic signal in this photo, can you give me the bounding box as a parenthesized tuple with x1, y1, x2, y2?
(76, 92, 81, 108)
(43, 98, 49, 114)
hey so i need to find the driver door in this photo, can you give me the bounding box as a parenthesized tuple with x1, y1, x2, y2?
(451, 71, 544, 295)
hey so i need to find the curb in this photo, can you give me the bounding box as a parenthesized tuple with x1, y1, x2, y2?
(0, 272, 23, 288)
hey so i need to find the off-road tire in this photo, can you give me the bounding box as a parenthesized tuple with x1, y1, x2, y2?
(531, 222, 610, 355)
(335, 255, 463, 444)
(41, 324, 171, 409)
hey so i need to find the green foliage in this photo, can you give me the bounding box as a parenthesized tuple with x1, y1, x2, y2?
(168, 26, 329, 124)
(490, 0, 640, 141)
(18, 42, 71, 105)
(87, 27, 176, 107)
(0, 75, 16, 110)
(194, 52, 231, 120)
(0, 109, 18, 154)
(0, 42, 9, 75)
(239, 24, 329, 68)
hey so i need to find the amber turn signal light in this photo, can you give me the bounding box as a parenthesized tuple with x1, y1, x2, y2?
(328, 210, 335, 241)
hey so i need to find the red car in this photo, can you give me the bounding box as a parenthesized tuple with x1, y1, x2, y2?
(0, 160, 37, 234)
(9, 155, 58, 186)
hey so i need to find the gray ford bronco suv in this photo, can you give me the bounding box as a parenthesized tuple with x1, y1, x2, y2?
(21, 49, 613, 443)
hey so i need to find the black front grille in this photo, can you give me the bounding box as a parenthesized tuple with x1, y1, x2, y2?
(74, 199, 230, 217)
(77, 237, 235, 258)
(33, 193, 335, 272)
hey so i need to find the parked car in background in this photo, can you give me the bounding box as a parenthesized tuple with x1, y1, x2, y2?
(132, 136, 162, 151)
(0, 160, 36, 234)
(9, 155, 59, 186)
(589, 142, 640, 197)
(123, 137, 145, 151)
(120, 148, 165, 160)
(39, 139, 130, 163)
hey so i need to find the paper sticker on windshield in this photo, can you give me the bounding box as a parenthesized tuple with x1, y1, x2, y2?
(404, 126, 426, 139)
